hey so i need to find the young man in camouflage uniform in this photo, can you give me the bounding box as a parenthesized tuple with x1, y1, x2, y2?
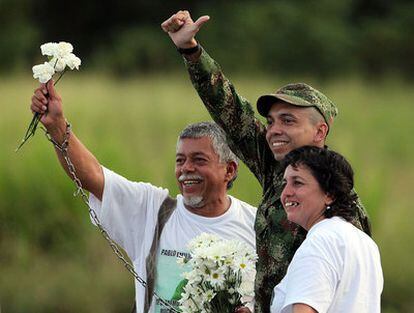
(162, 11, 372, 313)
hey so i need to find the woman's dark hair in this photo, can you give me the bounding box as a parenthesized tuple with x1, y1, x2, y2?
(280, 146, 358, 222)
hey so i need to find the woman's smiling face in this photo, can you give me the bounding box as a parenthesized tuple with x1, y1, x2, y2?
(281, 164, 333, 230)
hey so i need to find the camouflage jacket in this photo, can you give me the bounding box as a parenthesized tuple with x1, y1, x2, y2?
(184, 48, 372, 313)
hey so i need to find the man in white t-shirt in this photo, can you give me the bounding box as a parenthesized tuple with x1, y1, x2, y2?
(30, 80, 257, 313)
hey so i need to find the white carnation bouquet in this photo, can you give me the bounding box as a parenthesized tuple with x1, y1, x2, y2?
(177, 233, 257, 313)
(16, 41, 81, 151)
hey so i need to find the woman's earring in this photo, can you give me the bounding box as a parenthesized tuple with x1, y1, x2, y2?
(326, 205, 331, 210)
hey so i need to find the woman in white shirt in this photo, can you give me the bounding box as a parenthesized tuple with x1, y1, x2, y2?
(270, 146, 383, 313)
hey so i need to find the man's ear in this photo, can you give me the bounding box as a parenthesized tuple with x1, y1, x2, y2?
(314, 122, 329, 144)
(225, 161, 238, 181)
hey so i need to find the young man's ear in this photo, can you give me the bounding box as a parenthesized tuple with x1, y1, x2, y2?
(314, 122, 329, 144)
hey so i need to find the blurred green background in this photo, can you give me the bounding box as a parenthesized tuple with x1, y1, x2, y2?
(1, 0, 413, 312)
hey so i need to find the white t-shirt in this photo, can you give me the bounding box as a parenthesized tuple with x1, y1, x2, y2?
(89, 167, 257, 313)
(270, 217, 383, 313)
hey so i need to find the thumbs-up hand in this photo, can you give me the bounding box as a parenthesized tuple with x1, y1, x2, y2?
(161, 10, 210, 49)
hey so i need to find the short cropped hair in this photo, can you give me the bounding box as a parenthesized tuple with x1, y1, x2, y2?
(280, 146, 358, 222)
(307, 107, 326, 126)
(178, 122, 238, 189)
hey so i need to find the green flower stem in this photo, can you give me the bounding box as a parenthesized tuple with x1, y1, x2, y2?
(54, 68, 67, 85)
(15, 69, 67, 152)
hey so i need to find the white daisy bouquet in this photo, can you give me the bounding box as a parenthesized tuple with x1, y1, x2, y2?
(16, 41, 81, 151)
(177, 233, 257, 313)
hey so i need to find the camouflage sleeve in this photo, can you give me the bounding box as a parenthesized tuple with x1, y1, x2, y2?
(351, 190, 372, 236)
(184, 47, 273, 186)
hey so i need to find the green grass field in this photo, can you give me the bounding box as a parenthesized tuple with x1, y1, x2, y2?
(0, 74, 413, 312)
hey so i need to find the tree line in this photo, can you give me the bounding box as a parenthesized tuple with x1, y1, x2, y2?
(1, 0, 413, 79)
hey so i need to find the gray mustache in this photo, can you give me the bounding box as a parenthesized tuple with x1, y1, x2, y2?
(178, 174, 204, 182)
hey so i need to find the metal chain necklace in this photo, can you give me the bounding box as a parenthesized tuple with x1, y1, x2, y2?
(42, 122, 179, 313)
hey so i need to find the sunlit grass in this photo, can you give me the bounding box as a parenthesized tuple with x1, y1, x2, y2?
(0, 74, 413, 312)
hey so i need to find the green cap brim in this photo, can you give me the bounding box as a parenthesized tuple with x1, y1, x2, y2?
(256, 94, 313, 117)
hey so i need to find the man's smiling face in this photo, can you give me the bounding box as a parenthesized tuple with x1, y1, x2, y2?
(265, 102, 324, 161)
(175, 137, 229, 210)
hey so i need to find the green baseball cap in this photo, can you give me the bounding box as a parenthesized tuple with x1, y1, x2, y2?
(256, 83, 338, 127)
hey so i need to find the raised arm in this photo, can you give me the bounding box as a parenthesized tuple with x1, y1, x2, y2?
(161, 10, 209, 60)
(162, 11, 274, 186)
(30, 80, 104, 200)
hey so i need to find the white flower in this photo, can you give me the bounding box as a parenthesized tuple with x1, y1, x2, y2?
(40, 42, 58, 56)
(238, 269, 256, 297)
(203, 289, 216, 302)
(41, 41, 80, 72)
(48, 53, 81, 72)
(18, 41, 82, 151)
(233, 255, 254, 273)
(63, 53, 81, 70)
(238, 280, 254, 297)
(55, 41, 73, 58)
(188, 233, 220, 250)
(32, 62, 55, 83)
(182, 270, 203, 285)
(49, 57, 67, 72)
(208, 268, 225, 287)
(179, 297, 198, 313)
(181, 233, 258, 313)
(41, 41, 73, 59)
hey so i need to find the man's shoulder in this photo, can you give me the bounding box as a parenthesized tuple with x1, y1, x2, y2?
(230, 195, 257, 209)
(103, 166, 168, 191)
(229, 195, 257, 221)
